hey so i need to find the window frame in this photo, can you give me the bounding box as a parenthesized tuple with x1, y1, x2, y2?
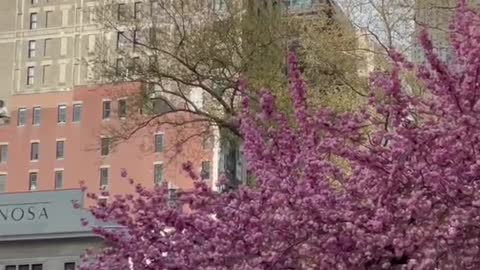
(154, 163, 163, 186)
(27, 66, 35, 85)
(30, 142, 40, 161)
(43, 38, 52, 57)
(32, 106, 41, 125)
(17, 108, 26, 126)
(29, 172, 38, 191)
(54, 170, 64, 189)
(30, 12, 38, 29)
(117, 3, 126, 21)
(201, 160, 211, 180)
(154, 133, 164, 153)
(134, 2, 142, 19)
(102, 100, 111, 119)
(64, 263, 76, 270)
(0, 174, 6, 193)
(72, 103, 82, 123)
(56, 140, 65, 159)
(118, 99, 127, 118)
(57, 104, 67, 123)
(100, 137, 110, 156)
(28, 40, 36, 58)
(45, 11, 52, 28)
(0, 144, 8, 163)
(100, 167, 109, 187)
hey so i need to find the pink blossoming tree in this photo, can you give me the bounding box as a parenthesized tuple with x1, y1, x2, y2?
(81, 2, 480, 269)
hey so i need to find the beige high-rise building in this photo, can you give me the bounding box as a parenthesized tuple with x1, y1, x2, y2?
(412, 0, 480, 63)
(0, 0, 101, 104)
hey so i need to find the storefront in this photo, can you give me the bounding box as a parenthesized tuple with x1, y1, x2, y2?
(0, 190, 106, 270)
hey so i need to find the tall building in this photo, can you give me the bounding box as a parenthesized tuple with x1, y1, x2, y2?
(411, 0, 479, 63)
(0, 82, 215, 197)
(0, 0, 101, 104)
(0, 1, 220, 196)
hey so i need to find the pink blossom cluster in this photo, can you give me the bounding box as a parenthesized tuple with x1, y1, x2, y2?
(80, 1, 480, 269)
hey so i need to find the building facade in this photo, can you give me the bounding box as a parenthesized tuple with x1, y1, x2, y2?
(411, 0, 480, 63)
(0, 190, 106, 270)
(0, 83, 215, 197)
(0, 0, 102, 103)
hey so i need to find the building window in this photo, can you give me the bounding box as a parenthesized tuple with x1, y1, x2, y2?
(213, 0, 227, 11)
(118, 99, 127, 118)
(28, 40, 36, 58)
(132, 31, 138, 50)
(42, 65, 51, 85)
(201, 161, 211, 180)
(45, 11, 52, 28)
(44, 38, 52, 57)
(31, 142, 39, 161)
(60, 37, 68, 56)
(116, 31, 125, 49)
(115, 58, 123, 76)
(58, 105, 67, 123)
(101, 137, 110, 156)
(17, 108, 26, 126)
(118, 3, 126, 20)
(56, 140, 64, 159)
(154, 134, 163, 153)
(102, 100, 111, 119)
(32, 106, 41, 125)
(202, 134, 213, 150)
(30, 13, 38, 29)
(64, 263, 76, 270)
(100, 167, 109, 188)
(0, 144, 7, 163)
(134, 2, 142, 19)
(32, 264, 43, 270)
(59, 63, 67, 83)
(88, 34, 96, 54)
(27, 66, 35, 85)
(29, 172, 38, 191)
(154, 163, 163, 186)
(0, 174, 6, 192)
(55, 170, 63, 189)
(72, 103, 82, 122)
(168, 188, 178, 208)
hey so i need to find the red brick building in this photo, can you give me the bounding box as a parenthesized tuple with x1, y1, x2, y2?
(0, 83, 216, 198)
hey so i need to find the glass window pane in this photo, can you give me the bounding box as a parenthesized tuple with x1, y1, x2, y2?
(56, 140, 64, 159)
(201, 161, 211, 180)
(18, 108, 26, 126)
(154, 134, 163, 153)
(32, 107, 41, 125)
(101, 138, 110, 156)
(31, 142, 39, 160)
(0, 145, 8, 163)
(102, 101, 111, 119)
(0, 175, 6, 192)
(100, 168, 109, 187)
(64, 263, 76, 270)
(73, 104, 82, 122)
(58, 105, 67, 123)
(55, 170, 63, 189)
(154, 163, 163, 185)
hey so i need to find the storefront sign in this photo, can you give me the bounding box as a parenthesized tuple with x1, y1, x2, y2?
(0, 204, 49, 222)
(0, 190, 96, 239)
